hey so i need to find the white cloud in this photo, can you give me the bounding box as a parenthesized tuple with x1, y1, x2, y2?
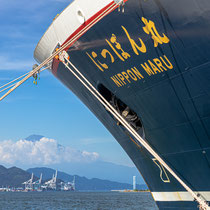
(0, 138, 99, 165)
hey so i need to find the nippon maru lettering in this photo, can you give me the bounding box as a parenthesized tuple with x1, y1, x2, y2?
(109, 54, 173, 87)
(34, 0, 210, 209)
(86, 17, 173, 87)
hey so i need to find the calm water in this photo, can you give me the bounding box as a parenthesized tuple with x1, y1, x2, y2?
(0, 192, 158, 210)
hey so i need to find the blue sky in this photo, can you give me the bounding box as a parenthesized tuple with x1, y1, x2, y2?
(0, 0, 134, 167)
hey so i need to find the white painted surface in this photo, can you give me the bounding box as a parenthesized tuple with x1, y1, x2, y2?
(34, 0, 112, 64)
(152, 191, 210, 201)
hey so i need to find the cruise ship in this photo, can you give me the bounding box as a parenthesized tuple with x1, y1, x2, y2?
(33, 0, 210, 209)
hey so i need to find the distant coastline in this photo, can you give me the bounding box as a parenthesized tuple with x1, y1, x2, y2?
(0, 165, 147, 192)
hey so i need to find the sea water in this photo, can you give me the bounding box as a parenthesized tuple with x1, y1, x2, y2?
(0, 191, 158, 210)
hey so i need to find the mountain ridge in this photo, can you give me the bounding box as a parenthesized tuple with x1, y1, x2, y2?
(23, 134, 145, 184)
(0, 165, 37, 187)
(27, 167, 147, 191)
(25, 134, 45, 142)
(0, 165, 147, 191)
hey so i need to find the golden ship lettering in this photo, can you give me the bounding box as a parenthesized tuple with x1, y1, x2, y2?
(86, 17, 173, 87)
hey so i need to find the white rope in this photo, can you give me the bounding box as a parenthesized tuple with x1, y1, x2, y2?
(60, 51, 209, 210)
(0, 1, 119, 102)
(0, 67, 48, 94)
(0, 83, 16, 94)
(0, 72, 30, 90)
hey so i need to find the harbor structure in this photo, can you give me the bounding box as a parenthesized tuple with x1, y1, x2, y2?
(133, 176, 136, 191)
(22, 173, 33, 191)
(42, 170, 57, 191)
(33, 173, 42, 191)
(21, 170, 75, 192)
(60, 176, 75, 191)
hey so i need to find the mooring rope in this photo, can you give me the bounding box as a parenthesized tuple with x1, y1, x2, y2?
(0, 67, 48, 94)
(0, 72, 30, 90)
(0, 1, 119, 101)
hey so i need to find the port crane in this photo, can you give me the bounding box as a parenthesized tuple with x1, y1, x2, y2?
(33, 173, 42, 191)
(42, 170, 57, 190)
(22, 173, 33, 191)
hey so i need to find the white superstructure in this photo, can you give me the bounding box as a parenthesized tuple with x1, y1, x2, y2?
(34, 0, 112, 64)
